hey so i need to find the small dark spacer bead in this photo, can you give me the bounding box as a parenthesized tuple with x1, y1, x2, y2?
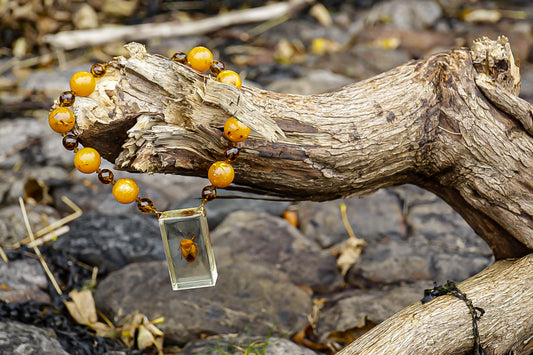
(224, 146, 239, 162)
(201, 185, 217, 202)
(59, 91, 75, 106)
(90, 63, 107, 78)
(171, 52, 187, 64)
(98, 169, 114, 184)
(210, 60, 225, 75)
(137, 197, 155, 214)
(62, 133, 79, 150)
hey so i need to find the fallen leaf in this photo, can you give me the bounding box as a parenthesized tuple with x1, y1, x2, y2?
(310, 3, 332, 26)
(64, 289, 97, 325)
(336, 236, 367, 276)
(282, 210, 299, 228)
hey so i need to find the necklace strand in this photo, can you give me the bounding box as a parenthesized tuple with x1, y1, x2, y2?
(48, 46, 250, 216)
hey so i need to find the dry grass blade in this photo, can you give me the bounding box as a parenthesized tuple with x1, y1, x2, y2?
(18, 197, 63, 295)
(336, 203, 367, 276)
(12, 195, 82, 249)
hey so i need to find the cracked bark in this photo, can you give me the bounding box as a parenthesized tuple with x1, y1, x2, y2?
(65, 36, 533, 353)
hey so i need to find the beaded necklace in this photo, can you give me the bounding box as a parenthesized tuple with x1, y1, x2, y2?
(48, 46, 250, 290)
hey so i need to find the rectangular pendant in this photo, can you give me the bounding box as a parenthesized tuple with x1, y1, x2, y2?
(158, 206, 217, 290)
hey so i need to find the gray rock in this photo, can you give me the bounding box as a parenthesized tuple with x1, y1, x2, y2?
(0, 204, 60, 247)
(94, 259, 311, 346)
(0, 321, 69, 355)
(298, 188, 406, 248)
(213, 211, 342, 293)
(346, 239, 433, 287)
(0, 259, 50, 303)
(181, 335, 318, 355)
(344, 186, 493, 287)
(365, 0, 442, 30)
(317, 282, 427, 343)
(0, 118, 48, 169)
(52, 210, 164, 273)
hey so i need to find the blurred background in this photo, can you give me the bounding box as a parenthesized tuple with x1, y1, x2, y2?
(0, 0, 532, 354)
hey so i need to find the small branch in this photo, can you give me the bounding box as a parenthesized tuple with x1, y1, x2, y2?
(338, 254, 533, 354)
(44, 0, 312, 50)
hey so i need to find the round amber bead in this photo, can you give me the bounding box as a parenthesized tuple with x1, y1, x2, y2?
(187, 46, 213, 72)
(208, 161, 234, 188)
(216, 70, 242, 89)
(113, 178, 139, 204)
(224, 147, 239, 162)
(70, 71, 95, 97)
(49, 107, 75, 133)
(210, 60, 225, 75)
(137, 197, 155, 213)
(171, 52, 187, 64)
(224, 117, 251, 142)
(62, 133, 78, 151)
(59, 91, 75, 107)
(201, 185, 217, 202)
(90, 63, 107, 78)
(74, 147, 101, 174)
(97, 169, 114, 184)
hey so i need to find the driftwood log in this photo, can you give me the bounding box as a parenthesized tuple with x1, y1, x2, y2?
(69, 37, 533, 353)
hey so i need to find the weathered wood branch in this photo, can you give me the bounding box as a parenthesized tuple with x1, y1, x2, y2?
(337, 254, 533, 354)
(67, 36, 533, 353)
(44, 0, 311, 50)
(71, 37, 533, 260)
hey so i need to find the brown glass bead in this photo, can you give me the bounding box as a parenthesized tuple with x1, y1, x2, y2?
(90, 63, 107, 78)
(59, 91, 75, 107)
(137, 197, 155, 214)
(62, 133, 78, 151)
(210, 60, 225, 75)
(224, 147, 239, 162)
(171, 52, 187, 64)
(98, 169, 114, 184)
(201, 185, 217, 202)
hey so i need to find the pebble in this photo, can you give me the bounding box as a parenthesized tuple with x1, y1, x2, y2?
(0, 321, 69, 355)
(51, 210, 164, 273)
(0, 259, 50, 303)
(181, 335, 318, 355)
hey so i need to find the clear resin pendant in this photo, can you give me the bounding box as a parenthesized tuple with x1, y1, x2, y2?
(158, 206, 217, 290)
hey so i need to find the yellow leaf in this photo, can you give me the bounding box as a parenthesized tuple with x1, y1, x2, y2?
(64, 289, 97, 325)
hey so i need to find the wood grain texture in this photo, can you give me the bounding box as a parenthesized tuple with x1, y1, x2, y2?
(62, 36, 533, 353)
(338, 254, 533, 354)
(68, 37, 533, 260)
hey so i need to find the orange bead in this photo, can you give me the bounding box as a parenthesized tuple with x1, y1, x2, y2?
(113, 178, 139, 204)
(70, 71, 95, 97)
(224, 117, 251, 142)
(48, 107, 75, 133)
(216, 70, 242, 89)
(187, 46, 213, 72)
(208, 161, 234, 188)
(74, 147, 101, 174)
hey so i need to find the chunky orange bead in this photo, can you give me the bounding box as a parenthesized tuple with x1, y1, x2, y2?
(208, 161, 234, 188)
(48, 107, 75, 133)
(113, 178, 139, 204)
(187, 46, 213, 72)
(216, 70, 242, 89)
(224, 117, 251, 142)
(74, 147, 101, 174)
(70, 71, 95, 97)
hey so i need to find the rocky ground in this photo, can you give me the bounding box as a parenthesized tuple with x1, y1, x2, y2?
(1, 0, 532, 354)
